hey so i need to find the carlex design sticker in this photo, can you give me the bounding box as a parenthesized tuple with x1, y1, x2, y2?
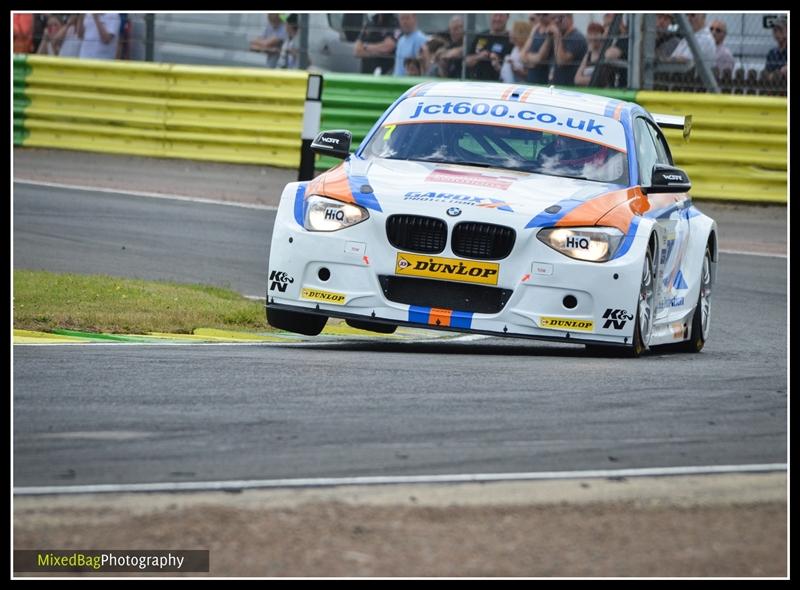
(395, 253, 499, 286)
(404, 190, 514, 211)
(300, 288, 346, 305)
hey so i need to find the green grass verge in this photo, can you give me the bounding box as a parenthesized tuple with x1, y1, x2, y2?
(13, 270, 269, 334)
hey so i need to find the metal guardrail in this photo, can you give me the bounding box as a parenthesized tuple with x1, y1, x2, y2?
(15, 55, 308, 167)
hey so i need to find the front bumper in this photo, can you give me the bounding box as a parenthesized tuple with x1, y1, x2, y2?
(267, 199, 648, 346)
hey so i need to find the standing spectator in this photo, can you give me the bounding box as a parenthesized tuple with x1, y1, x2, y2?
(36, 14, 65, 55)
(602, 13, 628, 63)
(78, 13, 121, 60)
(765, 16, 787, 78)
(354, 13, 399, 75)
(465, 13, 513, 81)
(574, 22, 605, 86)
(669, 13, 716, 70)
(655, 13, 681, 60)
(57, 14, 83, 57)
(522, 13, 555, 84)
(393, 14, 428, 77)
(277, 14, 301, 69)
(420, 15, 464, 78)
(249, 13, 287, 68)
(551, 13, 587, 86)
(597, 13, 628, 87)
(709, 19, 735, 73)
(501, 19, 533, 83)
(14, 13, 35, 53)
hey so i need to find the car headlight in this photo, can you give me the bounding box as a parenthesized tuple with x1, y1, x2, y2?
(537, 227, 624, 262)
(304, 195, 369, 232)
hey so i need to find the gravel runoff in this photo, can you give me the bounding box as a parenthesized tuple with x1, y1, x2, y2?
(14, 473, 786, 577)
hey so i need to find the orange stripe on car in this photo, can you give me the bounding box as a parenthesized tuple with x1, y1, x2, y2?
(519, 88, 536, 102)
(428, 308, 453, 327)
(500, 85, 515, 100)
(305, 163, 355, 205)
(557, 187, 649, 234)
(613, 102, 625, 121)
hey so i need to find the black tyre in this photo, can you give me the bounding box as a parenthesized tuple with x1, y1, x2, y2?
(345, 318, 398, 334)
(586, 238, 655, 358)
(675, 246, 712, 353)
(266, 307, 327, 336)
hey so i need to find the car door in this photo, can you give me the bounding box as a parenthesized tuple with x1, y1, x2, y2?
(634, 116, 692, 320)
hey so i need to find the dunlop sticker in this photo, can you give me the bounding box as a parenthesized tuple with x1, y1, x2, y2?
(300, 287, 346, 305)
(395, 253, 499, 285)
(539, 317, 594, 332)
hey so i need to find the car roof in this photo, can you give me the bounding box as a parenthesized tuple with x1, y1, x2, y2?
(402, 81, 636, 120)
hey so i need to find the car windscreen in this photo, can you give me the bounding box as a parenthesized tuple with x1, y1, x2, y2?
(362, 98, 629, 185)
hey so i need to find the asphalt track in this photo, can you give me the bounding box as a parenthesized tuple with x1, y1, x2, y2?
(13, 183, 788, 487)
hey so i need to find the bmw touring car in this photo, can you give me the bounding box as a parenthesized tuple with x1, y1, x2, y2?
(266, 81, 717, 356)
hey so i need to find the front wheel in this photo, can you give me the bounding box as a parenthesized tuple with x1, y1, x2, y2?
(676, 247, 712, 353)
(587, 239, 655, 358)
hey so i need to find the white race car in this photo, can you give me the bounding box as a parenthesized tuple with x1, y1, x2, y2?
(267, 82, 717, 356)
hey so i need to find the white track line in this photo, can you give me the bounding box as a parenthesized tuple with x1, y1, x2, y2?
(13, 463, 787, 496)
(719, 249, 787, 259)
(14, 179, 278, 211)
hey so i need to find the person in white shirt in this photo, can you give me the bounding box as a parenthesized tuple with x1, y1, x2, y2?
(277, 14, 301, 69)
(78, 13, 120, 60)
(709, 19, 736, 72)
(250, 13, 287, 68)
(669, 13, 716, 70)
(57, 14, 83, 57)
(501, 19, 533, 83)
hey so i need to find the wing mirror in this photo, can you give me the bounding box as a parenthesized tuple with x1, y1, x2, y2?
(644, 164, 692, 194)
(311, 130, 352, 160)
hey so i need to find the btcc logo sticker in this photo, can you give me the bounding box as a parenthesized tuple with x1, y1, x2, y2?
(395, 253, 499, 285)
(300, 288, 346, 305)
(539, 317, 594, 332)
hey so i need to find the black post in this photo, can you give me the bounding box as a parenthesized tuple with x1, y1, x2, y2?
(145, 14, 154, 62)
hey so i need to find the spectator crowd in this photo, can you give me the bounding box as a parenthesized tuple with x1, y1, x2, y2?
(14, 12, 788, 91)
(337, 12, 788, 92)
(14, 13, 130, 59)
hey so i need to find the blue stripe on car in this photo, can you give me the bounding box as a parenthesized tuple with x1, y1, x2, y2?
(346, 162, 382, 212)
(293, 183, 306, 227)
(610, 215, 641, 260)
(449, 311, 474, 329)
(408, 306, 430, 324)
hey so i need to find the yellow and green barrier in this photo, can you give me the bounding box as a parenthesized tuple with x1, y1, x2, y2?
(13, 56, 786, 203)
(636, 92, 786, 203)
(14, 55, 308, 167)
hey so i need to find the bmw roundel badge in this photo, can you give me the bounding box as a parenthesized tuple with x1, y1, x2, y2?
(446, 207, 462, 217)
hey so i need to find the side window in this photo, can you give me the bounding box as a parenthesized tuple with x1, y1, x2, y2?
(634, 117, 659, 186)
(645, 121, 673, 166)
